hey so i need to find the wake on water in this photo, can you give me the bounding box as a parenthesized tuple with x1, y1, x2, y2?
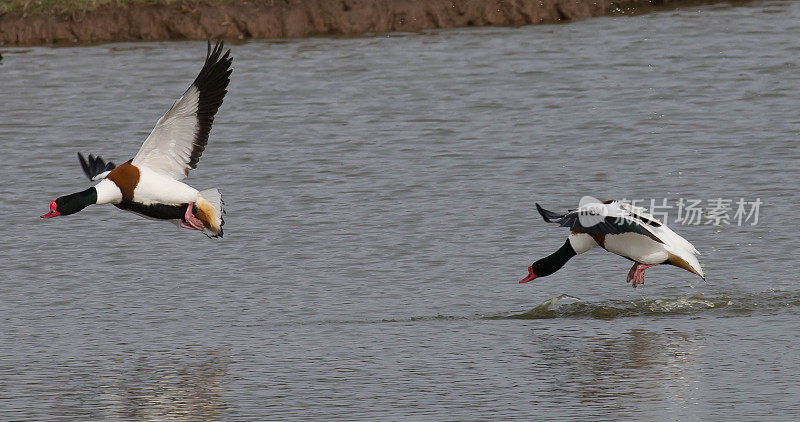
(499, 291, 800, 320)
(282, 292, 800, 326)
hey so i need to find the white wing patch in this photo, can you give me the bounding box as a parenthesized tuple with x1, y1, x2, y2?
(604, 200, 659, 225)
(132, 87, 201, 180)
(92, 170, 112, 181)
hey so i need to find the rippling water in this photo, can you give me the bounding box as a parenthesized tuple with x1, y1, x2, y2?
(2, 1, 799, 419)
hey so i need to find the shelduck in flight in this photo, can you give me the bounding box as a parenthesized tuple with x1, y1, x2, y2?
(41, 41, 232, 238)
(519, 199, 704, 287)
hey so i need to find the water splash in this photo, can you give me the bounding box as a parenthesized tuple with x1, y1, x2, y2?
(499, 291, 800, 320)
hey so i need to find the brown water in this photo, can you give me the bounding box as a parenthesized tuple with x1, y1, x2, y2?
(1, 0, 799, 419)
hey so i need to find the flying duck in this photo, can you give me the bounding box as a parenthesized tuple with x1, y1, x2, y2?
(519, 199, 704, 287)
(41, 41, 232, 238)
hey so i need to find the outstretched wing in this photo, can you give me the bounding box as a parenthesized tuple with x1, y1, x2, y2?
(78, 152, 115, 181)
(131, 41, 233, 180)
(536, 202, 664, 243)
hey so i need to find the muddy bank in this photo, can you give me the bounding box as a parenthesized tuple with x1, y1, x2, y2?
(0, 0, 740, 46)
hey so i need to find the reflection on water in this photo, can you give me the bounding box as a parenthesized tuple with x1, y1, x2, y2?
(36, 353, 228, 420)
(534, 328, 704, 415)
(115, 355, 228, 420)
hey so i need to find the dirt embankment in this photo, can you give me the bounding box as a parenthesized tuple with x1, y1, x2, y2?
(0, 0, 731, 46)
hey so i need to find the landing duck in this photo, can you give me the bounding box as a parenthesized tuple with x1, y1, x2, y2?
(519, 199, 704, 287)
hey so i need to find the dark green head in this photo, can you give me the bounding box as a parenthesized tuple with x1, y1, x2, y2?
(41, 187, 97, 218)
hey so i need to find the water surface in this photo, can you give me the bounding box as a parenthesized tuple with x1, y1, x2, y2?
(1, 0, 799, 419)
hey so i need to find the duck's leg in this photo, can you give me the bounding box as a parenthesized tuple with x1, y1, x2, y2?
(627, 263, 639, 284)
(629, 263, 656, 288)
(180, 203, 206, 230)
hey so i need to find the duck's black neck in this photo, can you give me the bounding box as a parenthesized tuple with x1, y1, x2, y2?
(532, 240, 577, 278)
(58, 187, 97, 216)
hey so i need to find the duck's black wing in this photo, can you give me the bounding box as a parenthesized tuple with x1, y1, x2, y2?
(78, 152, 116, 181)
(536, 202, 663, 243)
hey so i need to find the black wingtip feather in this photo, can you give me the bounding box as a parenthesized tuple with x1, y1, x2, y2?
(77, 152, 116, 181)
(78, 152, 90, 180)
(535, 203, 549, 222)
(185, 40, 233, 173)
(536, 203, 565, 223)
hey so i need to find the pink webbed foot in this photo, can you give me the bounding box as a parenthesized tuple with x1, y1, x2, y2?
(628, 263, 656, 288)
(180, 202, 206, 231)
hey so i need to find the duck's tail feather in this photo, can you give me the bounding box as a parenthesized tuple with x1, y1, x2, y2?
(196, 188, 225, 238)
(667, 248, 705, 281)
